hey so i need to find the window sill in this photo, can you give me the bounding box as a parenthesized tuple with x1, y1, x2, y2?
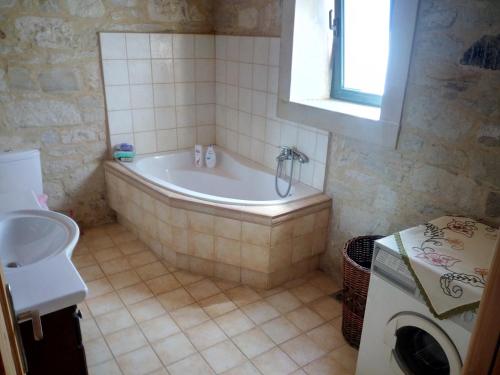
(277, 96, 399, 148)
(294, 98, 381, 121)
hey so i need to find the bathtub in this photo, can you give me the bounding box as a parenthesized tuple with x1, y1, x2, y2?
(121, 147, 321, 206)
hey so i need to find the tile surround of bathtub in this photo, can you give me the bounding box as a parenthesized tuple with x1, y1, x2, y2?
(214, 35, 329, 191)
(105, 170, 330, 289)
(100, 33, 216, 155)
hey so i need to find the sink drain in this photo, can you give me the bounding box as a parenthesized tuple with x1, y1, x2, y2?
(6, 262, 21, 268)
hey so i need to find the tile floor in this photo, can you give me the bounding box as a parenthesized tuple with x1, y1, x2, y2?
(74, 223, 357, 375)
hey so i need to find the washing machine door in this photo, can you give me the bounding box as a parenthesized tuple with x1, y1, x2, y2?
(383, 313, 462, 375)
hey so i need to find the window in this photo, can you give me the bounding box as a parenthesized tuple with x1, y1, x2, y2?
(331, 0, 392, 107)
(278, 0, 419, 148)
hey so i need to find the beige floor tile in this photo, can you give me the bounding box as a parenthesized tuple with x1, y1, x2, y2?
(167, 353, 215, 375)
(185, 320, 227, 351)
(307, 323, 347, 351)
(280, 334, 326, 366)
(148, 369, 169, 375)
(252, 347, 298, 375)
(139, 314, 180, 343)
(85, 337, 113, 366)
(265, 291, 302, 314)
(186, 279, 221, 300)
(283, 277, 308, 289)
(117, 282, 153, 305)
(225, 286, 261, 307)
(170, 303, 210, 330)
(242, 300, 280, 325)
(136, 261, 169, 281)
(256, 286, 286, 298)
(233, 327, 275, 358)
(105, 326, 148, 357)
(157, 287, 195, 311)
(199, 293, 237, 318)
(290, 284, 325, 304)
(108, 270, 141, 290)
(309, 296, 342, 321)
(111, 231, 137, 245)
(93, 247, 123, 263)
(87, 278, 114, 299)
(260, 317, 301, 345)
(79, 264, 105, 282)
(103, 223, 127, 236)
(95, 308, 136, 335)
(128, 298, 166, 323)
(88, 359, 122, 375)
(74, 242, 90, 256)
(286, 306, 324, 331)
(81, 318, 102, 343)
(127, 250, 158, 267)
(78, 302, 91, 319)
(116, 346, 163, 375)
(330, 316, 342, 331)
(290, 369, 307, 375)
(87, 235, 116, 251)
(173, 270, 205, 285)
(212, 278, 240, 291)
(222, 361, 261, 375)
(87, 292, 125, 317)
(328, 345, 358, 373)
(153, 332, 196, 366)
(146, 274, 181, 295)
(101, 258, 132, 275)
(309, 274, 341, 294)
(215, 309, 255, 337)
(201, 340, 246, 373)
(303, 355, 351, 375)
(118, 239, 148, 255)
(73, 254, 97, 269)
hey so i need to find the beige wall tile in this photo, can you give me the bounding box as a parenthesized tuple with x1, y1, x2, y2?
(188, 211, 214, 234)
(155, 200, 170, 223)
(242, 222, 270, 246)
(141, 192, 156, 214)
(314, 209, 330, 228)
(292, 234, 313, 263)
(172, 227, 188, 253)
(214, 263, 241, 283)
(189, 231, 215, 260)
(214, 217, 241, 240)
(312, 227, 327, 255)
(190, 256, 215, 277)
(293, 214, 315, 237)
(241, 269, 269, 289)
(269, 239, 292, 272)
(158, 221, 172, 246)
(176, 253, 190, 270)
(162, 247, 177, 265)
(241, 243, 270, 273)
(270, 221, 293, 246)
(170, 208, 188, 228)
(214, 237, 241, 266)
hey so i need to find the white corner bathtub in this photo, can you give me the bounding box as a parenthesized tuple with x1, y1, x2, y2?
(121, 147, 321, 206)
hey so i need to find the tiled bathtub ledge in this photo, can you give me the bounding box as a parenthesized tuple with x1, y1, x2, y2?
(104, 161, 332, 289)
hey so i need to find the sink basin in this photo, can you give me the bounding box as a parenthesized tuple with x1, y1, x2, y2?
(0, 210, 79, 269)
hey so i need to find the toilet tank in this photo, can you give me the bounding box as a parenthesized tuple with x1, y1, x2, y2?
(0, 149, 43, 195)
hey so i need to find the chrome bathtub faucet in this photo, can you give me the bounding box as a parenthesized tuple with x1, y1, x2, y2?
(276, 146, 309, 164)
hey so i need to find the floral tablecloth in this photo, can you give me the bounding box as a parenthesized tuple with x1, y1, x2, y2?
(394, 216, 498, 319)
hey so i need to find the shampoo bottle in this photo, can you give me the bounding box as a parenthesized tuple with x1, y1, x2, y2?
(205, 145, 216, 168)
(194, 144, 203, 167)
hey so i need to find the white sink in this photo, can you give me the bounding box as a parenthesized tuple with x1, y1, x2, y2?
(0, 210, 79, 269)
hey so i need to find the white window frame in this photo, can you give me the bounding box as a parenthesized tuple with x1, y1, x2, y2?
(278, 0, 420, 148)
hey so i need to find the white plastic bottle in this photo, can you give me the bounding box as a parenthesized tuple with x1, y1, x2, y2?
(194, 144, 203, 167)
(205, 145, 216, 168)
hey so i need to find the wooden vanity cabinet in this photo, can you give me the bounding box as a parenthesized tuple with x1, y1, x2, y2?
(19, 305, 88, 375)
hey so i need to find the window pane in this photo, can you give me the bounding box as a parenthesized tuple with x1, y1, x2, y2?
(343, 0, 391, 96)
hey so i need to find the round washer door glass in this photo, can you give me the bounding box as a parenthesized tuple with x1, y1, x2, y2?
(395, 326, 449, 374)
(385, 313, 462, 375)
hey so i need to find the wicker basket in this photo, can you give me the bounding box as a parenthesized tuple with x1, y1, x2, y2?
(342, 235, 383, 348)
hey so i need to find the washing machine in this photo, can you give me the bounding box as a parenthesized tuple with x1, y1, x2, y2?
(356, 235, 476, 375)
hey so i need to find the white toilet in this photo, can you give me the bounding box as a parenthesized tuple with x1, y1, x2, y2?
(0, 149, 45, 211)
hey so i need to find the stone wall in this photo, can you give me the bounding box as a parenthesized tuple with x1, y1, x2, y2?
(0, 0, 213, 227)
(213, 0, 500, 281)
